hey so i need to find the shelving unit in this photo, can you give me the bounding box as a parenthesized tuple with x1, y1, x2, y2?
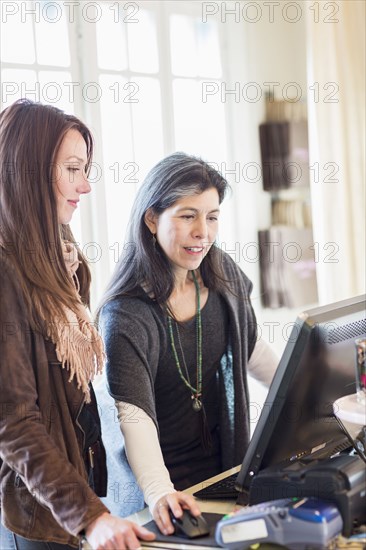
(258, 96, 318, 309)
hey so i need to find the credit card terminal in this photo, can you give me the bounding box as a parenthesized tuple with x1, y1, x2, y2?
(215, 497, 343, 549)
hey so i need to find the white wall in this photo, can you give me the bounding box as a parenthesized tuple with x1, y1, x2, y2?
(222, 12, 308, 359)
(209, 11, 310, 417)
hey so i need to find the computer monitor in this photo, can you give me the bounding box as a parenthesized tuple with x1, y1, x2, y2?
(235, 294, 366, 500)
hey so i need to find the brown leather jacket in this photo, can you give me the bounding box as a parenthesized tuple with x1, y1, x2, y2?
(0, 254, 109, 547)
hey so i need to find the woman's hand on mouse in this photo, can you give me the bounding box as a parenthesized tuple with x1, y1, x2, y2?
(153, 491, 201, 535)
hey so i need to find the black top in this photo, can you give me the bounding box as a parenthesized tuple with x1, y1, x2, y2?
(156, 291, 229, 489)
(101, 252, 257, 480)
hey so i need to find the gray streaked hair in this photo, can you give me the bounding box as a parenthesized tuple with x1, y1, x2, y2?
(97, 152, 230, 314)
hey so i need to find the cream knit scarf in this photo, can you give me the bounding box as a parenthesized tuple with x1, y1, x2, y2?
(46, 241, 104, 403)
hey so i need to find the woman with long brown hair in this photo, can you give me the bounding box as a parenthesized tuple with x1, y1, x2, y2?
(0, 99, 155, 550)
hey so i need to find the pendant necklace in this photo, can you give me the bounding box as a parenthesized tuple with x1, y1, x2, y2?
(167, 270, 202, 412)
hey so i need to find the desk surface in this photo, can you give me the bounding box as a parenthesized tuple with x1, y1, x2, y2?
(127, 466, 241, 549)
(127, 465, 365, 550)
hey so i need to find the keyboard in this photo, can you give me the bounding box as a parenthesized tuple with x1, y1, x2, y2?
(193, 472, 239, 499)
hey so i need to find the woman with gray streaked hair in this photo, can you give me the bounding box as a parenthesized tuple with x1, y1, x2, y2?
(97, 152, 278, 536)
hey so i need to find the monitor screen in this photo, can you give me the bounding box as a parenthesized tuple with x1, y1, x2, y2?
(235, 294, 366, 499)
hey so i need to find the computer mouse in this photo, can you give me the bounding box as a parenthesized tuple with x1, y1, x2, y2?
(169, 509, 210, 539)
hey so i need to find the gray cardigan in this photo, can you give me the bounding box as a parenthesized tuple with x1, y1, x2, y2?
(100, 253, 257, 471)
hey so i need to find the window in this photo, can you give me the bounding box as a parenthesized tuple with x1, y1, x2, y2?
(0, 1, 233, 306)
(169, 11, 226, 159)
(0, 1, 73, 110)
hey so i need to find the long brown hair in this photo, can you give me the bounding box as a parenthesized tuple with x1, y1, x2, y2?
(0, 99, 93, 333)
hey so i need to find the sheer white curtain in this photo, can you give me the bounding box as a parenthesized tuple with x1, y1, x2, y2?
(306, 0, 365, 303)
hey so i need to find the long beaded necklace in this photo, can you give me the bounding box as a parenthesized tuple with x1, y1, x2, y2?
(167, 270, 203, 412)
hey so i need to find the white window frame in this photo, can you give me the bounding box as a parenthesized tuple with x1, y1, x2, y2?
(74, 0, 246, 309)
(0, 1, 257, 310)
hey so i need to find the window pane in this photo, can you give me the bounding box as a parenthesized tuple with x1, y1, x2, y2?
(197, 20, 222, 77)
(170, 15, 222, 78)
(0, 69, 37, 110)
(96, 2, 128, 70)
(99, 74, 136, 270)
(173, 78, 227, 161)
(170, 15, 197, 77)
(38, 71, 74, 112)
(98, 74, 164, 270)
(99, 74, 134, 167)
(35, 1, 70, 66)
(131, 77, 164, 180)
(127, 10, 158, 73)
(0, 1, 35, 64)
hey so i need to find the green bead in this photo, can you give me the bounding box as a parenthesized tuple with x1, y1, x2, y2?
(167, 270, 202, 398)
